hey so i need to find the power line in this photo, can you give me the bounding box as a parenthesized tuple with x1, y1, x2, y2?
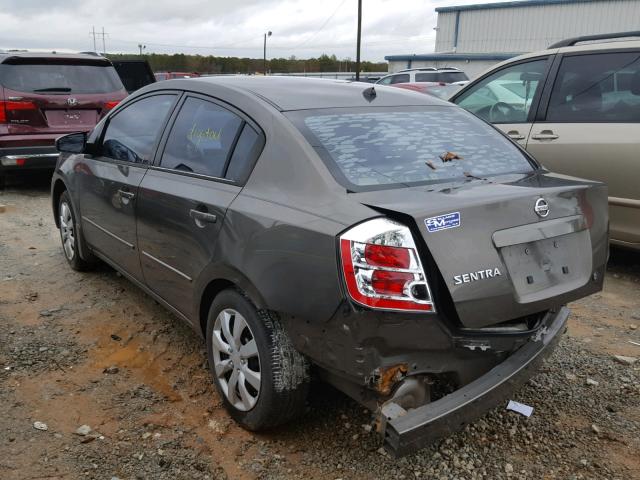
(294, 0, 348, 49)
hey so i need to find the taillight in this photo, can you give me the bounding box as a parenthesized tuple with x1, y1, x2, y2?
(104, 101, 119, 110)
(339, 218, 435, 312)
(0, 100, 37, 124)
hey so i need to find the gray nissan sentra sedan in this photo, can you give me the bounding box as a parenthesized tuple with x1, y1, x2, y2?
(50, 76, 608, 456)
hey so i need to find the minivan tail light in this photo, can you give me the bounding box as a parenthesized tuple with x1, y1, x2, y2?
(0, 100, 37, 123)
(104, 101, 119, 110)
(339, 218, 435, 312)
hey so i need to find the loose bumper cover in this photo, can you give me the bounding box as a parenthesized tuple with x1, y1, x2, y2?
(381, 306, 569, 457)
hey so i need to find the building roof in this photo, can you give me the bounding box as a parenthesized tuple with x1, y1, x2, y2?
(436, 0, 604, 13)
(384, 53, 519, 62)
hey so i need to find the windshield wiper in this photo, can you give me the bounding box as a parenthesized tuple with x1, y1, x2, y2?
(33, 87, 72, 92)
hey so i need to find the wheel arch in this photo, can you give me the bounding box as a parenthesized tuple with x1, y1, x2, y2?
(197, 267, 268, 338)
(51, 178, 68, 228)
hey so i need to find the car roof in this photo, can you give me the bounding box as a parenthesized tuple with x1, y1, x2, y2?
(163, 76, 449, 111)
(0, 51, 111, 64)
(475, 39, 640, 77)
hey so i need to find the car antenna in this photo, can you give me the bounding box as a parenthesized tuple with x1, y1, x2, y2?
(362, 86, 376, 102)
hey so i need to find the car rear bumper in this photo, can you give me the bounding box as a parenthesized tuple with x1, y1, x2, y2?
(380, 306, 569, 457)
(0, 146, 59, 172)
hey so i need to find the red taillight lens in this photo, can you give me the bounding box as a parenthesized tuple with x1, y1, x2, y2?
(364, 244, 410, 269)
(339, 218, 434, 312)
(371, 270, 414, 296)
(104, 101, 119, 110)
(0, 100, 37, 123)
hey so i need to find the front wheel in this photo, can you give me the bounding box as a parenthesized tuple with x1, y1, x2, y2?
(206, 289, 310, 430)
(58, 191, 96, 271)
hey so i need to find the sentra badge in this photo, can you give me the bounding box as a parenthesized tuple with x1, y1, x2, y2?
(454, 268, 502, 285)
(425, 212, 460, 233)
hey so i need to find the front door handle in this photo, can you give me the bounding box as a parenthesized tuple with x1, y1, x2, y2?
(531, 130, 559, 141)
(190, 209, 217, 227)
(506, 130, 525, 141)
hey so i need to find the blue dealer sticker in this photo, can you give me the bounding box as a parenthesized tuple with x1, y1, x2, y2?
(425, 212, 461, 233)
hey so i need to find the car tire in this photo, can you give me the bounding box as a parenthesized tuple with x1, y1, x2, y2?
(206, 289, 310, 430)
(58, 191, 96, 271)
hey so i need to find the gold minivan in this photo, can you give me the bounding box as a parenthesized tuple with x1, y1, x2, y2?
(451, 32, 640, 250)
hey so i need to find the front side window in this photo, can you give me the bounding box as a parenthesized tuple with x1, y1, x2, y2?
(390, 74, 410, 84)
(102, 94, 175, 164)
(455, 58, 548, 123)
(546, 51, 640, 122)
(287, 106, 534, 190)
(377, 76, 393, 85)
(160, 97, 243, 177)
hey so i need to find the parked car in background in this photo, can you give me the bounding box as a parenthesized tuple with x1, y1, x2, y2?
(52, 76, 607, 456)
(154, 71, 201, 81)
(111, 59, 156, 93)
(451, 31, 640, 250)
(376, 67, 469, 86)
(0, 52, 127, 186)
(393, 82, 464, 99)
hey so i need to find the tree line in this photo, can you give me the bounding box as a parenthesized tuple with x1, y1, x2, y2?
(107, 53, 387, 74)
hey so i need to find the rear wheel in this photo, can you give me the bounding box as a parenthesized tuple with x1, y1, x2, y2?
(206, 289, 310, 430)
(58, 191, 96, 271)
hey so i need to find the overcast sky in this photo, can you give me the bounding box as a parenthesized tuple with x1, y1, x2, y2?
(0, 0, 496, 61)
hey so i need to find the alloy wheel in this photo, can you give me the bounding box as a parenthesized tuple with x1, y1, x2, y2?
(211, 308, 261, 411)
(59, 201, 75, 260)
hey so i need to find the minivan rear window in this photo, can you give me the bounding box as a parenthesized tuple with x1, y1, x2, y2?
(0, 61, 124, 94)
(287, 106, 534, 190)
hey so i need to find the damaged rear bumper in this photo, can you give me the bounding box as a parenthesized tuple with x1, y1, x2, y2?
(381, 306, 569, 457)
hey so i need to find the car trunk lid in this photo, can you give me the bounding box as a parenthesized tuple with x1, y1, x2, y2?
(351, 172, 608, 328)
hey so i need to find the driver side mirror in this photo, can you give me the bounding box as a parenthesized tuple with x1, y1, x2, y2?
(55, 132, 87, 154)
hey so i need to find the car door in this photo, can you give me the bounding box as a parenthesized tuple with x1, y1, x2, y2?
(527, 49, 640, 247)
(77, 93, 178, 280)
(452, 56, 552, 146)
(136, 94, 264, 318)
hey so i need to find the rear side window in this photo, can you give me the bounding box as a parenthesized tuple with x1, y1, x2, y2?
(102, 94, 175, 164)
(546, 51, 640, 123)
(0, 61, 124, 94)
(288, 107, 534, 190)
(415, 72, 437, 82)
(226, 124, 264, 183)
(436, 71, 469, 83)
(160, 97, 243, 178)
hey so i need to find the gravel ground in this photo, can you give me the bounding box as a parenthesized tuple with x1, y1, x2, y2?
(1, 178, 639, 480)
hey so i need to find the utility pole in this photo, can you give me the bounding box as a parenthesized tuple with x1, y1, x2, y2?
(90, 26, 97, 52)
(138, 44, 146, 55)
(355, 0, 362, 81)
(263, 31, 272, 75)
(101, 27, 106, 55)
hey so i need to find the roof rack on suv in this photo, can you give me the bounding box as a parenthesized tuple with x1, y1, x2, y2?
(436, 67, 460, 71)
(397, 67, 437, 73)
(549, 30, 640, 48)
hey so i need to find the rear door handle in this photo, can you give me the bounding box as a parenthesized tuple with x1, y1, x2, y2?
(506, 130, 525, 141)
(531, 130, 559, 141)
(190, 209, 217, 227)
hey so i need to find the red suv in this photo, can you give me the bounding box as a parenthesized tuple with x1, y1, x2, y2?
(0, 52, 128, 186)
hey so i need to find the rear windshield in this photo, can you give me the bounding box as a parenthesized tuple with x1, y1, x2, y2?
(0, 61, 124, 94)
(415, 71, 469, 83)
(287, 106, 534, 191)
